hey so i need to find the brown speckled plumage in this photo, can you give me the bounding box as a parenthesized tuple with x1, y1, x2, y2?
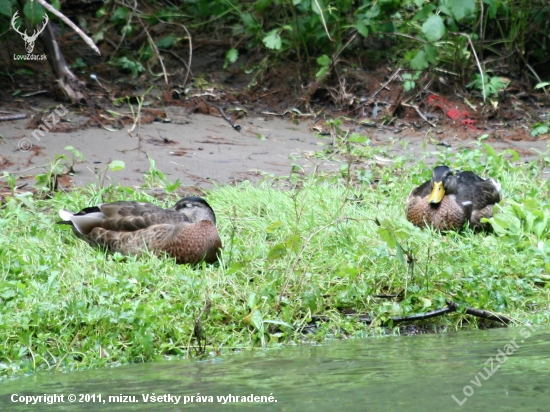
(58, 196, 222, 264)
(406, 166, 501, 231)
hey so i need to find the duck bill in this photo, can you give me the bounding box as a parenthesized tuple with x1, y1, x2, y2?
(428, 181, 445, 204)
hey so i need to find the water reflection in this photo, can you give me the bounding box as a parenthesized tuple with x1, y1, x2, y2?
(1, 327, 549, 411)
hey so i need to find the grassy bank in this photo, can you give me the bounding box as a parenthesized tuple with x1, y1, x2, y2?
(1, 143, 550, 379)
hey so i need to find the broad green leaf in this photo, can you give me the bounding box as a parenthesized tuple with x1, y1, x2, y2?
(535, 82, 550, 89)
(410, 50, 429, 70)
(424, 44, 437, 63)
(285, 234, 301, 254)
(240, 12, 257, 28)
(156, 36, 175, 49)
(377, 227, 396, 249)
(0, 0, 12, 17)
(412, 4, 436, 21)
(302, 292, 317, 312)
(422, 14, 445, 42)
(108, 160, 125, 171)
(448, 0, 475, 21)
(255, 0, 272, 13)
(250, 309, 264, 332)
(262, 29, 282, 50)
(23, 1, 46, 26)
(483, 0, 497, 18)
(267, 243, 287, 261)
(110, 6, 129, 23)
(225, 48, 238, 64)
(531, 124, 549, 137)
(315, 66, 330, 79)
(356, 20, 369, 37)
(316, 54, 331, 67)
(247, 293, 257, 309)
(311, 0, 325, 15)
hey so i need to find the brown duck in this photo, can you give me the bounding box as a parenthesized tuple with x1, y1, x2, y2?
(58, 196, 222, 264)
(406, 166, 501, 231)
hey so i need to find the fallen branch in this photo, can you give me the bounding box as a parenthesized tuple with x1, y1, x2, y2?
(216, 106, 241, 131)
(370, 68, 401, 99)
(0, 114, 27, 121)
(35, 0, 100, 55)
(401, 102, 437, 128)
(308, 299, 512, 329)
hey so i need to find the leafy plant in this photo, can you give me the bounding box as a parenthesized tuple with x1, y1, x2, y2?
(467, 72, 510, 98)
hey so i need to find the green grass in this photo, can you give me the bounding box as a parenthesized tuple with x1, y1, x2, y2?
(1, 143, 550, 379)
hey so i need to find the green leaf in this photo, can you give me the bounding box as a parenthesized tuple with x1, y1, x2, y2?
(247, 293, 257, 309)
(348, 134, 367, 143)
(108, 160, 125, 171)
(223, 48, 238, 69)
(316, 54, 331, 67)
(448, 0, 475, 21)
(266, 221, 283, 233)
(262, 29, 282, 50)
(412, 4, 436, 21)
(110, 7, 129, 23)
(315, 66, 330, 79)
(423, 44, 437, 63)
(250, 309, 264, 332)
(225, 48, 238, 64)
(410, 50, 429, 70)
(255, 0, 272, 13)
(483, 0, 497, 18)
(535, 82, 550, 89)
(311, 0, 325, 15)
(0, 0, 13, 17)
(285, 234, 301, 254)
(356, 20, 369, 37)
(267, 243, 287, 261)
(23, 1, 46, 26)
(377, 227, 397, 249)
(531, 124, 549, 137)
(156, 36, 175, 49)
(165, 179, 181, 193)
(263, 320, 294, 329)
(422, 14, 446, 42)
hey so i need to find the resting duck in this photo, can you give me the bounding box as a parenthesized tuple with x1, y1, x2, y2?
(406, 166, 501, 231)
(58, 196, 222, 264)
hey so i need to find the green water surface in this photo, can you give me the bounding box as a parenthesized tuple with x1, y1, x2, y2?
(1, 326, 548, 411)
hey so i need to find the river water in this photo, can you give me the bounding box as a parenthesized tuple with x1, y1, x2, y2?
(1, 326, 548, 411)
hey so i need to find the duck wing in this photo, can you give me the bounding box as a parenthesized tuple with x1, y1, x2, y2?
(455, 173, 501, 229)
(59, 201, 192, 235)
(456, 173, 501, 210)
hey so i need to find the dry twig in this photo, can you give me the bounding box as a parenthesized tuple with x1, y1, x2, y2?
(35, 0, 100, 55)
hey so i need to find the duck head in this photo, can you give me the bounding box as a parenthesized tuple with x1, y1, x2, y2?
(174, 196, 217, 224)
(427, 166, 457, 204)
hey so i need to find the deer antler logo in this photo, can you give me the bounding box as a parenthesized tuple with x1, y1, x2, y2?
(11, 10, 49, 54)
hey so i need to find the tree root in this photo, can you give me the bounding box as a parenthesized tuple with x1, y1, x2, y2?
(40, 24, 88, 104)
(307, 299, 512, 332)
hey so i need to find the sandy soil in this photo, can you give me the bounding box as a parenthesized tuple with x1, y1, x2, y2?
(1, 98, 549, 192)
